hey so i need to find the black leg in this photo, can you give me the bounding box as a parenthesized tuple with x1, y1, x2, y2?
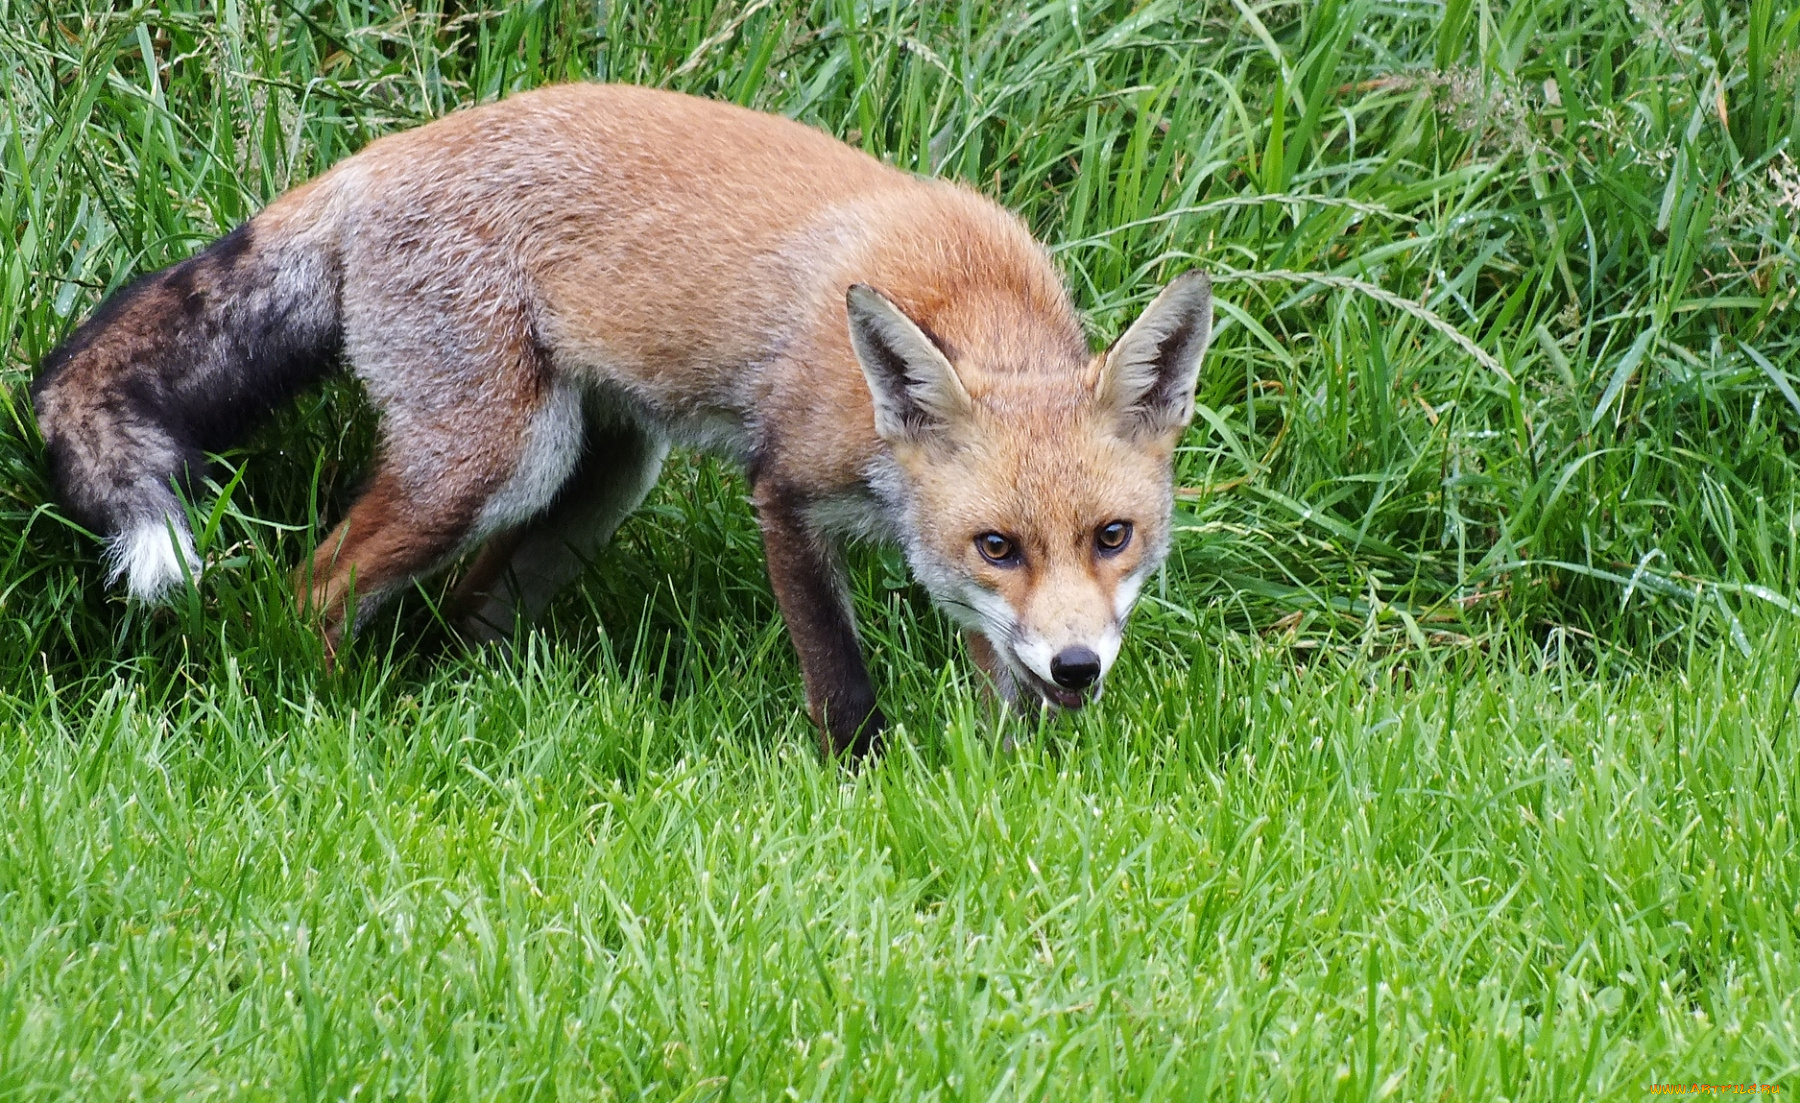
(752, 482, 886, 759)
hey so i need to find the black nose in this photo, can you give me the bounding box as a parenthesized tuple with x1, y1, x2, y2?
(1050, 646, 1102, 690)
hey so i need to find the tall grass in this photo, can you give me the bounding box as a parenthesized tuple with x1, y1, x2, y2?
(4, 0, 1800, 683)
(1, 0, 1798, 1097)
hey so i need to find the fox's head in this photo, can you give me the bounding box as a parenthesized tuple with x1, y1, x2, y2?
(847, 272, 1213, 711)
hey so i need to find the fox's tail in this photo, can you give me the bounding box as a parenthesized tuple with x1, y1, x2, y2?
(31, 192, 344, 601)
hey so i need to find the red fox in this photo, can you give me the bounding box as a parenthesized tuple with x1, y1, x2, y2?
(32, 83, 1212, 757)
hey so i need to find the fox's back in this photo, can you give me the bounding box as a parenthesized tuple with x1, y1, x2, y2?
(289, 85, 1082, 476)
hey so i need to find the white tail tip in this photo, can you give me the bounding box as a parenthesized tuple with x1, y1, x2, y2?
(106, 518, 200, 603)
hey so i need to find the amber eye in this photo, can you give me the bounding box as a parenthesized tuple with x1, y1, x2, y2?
(975, 532, 1018, 565)
(1096, 520, 1133, 555)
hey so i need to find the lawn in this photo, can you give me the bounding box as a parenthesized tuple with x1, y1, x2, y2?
(2, 0, 1798, 1098)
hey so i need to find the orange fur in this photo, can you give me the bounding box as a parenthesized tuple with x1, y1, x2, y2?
(35, 83, 1214, 756)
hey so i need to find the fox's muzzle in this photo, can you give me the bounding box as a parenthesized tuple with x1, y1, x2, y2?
(1049, 646, 1102, 690)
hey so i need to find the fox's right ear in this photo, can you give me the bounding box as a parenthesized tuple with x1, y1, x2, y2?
(846, 284, 974, 446)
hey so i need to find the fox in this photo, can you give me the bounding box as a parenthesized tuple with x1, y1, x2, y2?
(32, 83, 1213, 758)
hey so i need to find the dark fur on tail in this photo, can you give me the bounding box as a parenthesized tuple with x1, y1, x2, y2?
(32, 219, 343, 599)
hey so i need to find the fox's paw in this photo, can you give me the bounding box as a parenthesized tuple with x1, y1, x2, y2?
(820, 703, 886, 763)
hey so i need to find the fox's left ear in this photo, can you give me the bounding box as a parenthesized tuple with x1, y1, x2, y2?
(846, 284, 974, 446)
(1096, 271, 1213, 439)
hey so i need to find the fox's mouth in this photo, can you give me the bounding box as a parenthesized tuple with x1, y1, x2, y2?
(1017, 666, 1096, 711)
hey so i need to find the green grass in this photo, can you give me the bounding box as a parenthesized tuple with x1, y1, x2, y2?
(2, 0, 1798, 1097)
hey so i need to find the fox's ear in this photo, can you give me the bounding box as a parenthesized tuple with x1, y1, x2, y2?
(1096, 271, 1213, 438)
(847, 284, 973, 445)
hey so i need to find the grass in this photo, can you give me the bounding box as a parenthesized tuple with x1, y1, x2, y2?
(1, 0, 1798, 1097)
(3, 633, 1796, 1097)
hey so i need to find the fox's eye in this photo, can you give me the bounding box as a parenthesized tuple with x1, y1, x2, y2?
(1096, 520, 1133, 555)
(975, 532, 1019, 566)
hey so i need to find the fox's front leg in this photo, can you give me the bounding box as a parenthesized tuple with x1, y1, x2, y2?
(965, 631, 1019, 704)
(753, 481, 886, 759)
(965, 631, 1044, 744)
